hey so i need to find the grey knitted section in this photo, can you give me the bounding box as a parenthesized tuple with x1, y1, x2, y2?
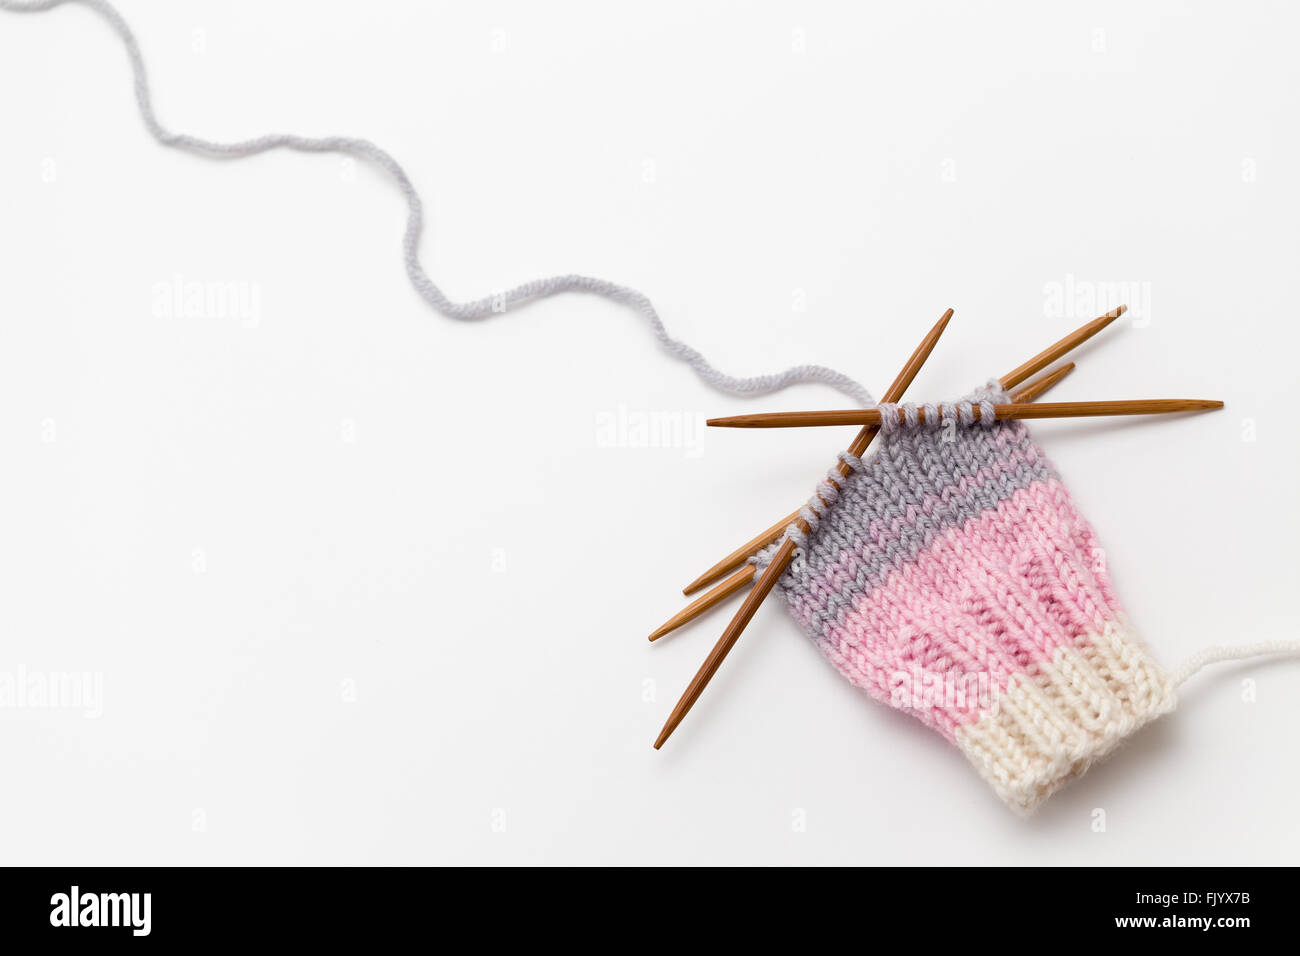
(791, 445, 1055, 639)
(754, 386, 1064, 640)
(0, 0, 875, 407)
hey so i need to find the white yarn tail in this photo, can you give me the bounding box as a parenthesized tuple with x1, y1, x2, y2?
(1171, 641, 1300, 687)
(0, 0, 876, 407)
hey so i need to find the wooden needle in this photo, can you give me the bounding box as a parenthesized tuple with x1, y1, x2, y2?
(679, 305, 1126, 596)
(646, 363, 1076, 642)
(1000, 305, 1126, 390)
(649, 564, 754, 642)
(706, 399, 1223, 429)
(1011, 361, 1074, 403)
(680, 511, 793, 596)
(654, 310, 1127, 749)
(653, 308, 954, 748)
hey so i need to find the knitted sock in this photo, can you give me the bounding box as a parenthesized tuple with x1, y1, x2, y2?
(758, 383, 1176, 813)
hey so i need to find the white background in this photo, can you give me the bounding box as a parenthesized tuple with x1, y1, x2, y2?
(1, 0, 1297, 865)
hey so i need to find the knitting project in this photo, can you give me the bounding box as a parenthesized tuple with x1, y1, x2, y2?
(6, 0, 1298, 813)
(756, 384, 1176, 812)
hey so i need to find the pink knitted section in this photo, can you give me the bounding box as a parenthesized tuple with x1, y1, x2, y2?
(801, 441, 1050, 617)
(801, 479, 1122, 741)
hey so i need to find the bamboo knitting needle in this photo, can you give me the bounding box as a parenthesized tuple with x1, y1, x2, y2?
(999, 306, 1126, 390)
(1006, 360, 1076, 404)
(653, 309, 954, 748)
(679, 510, 793, 597)
(679, 306, 1126, 596)
(645, 362, 1077, 643)
(654, 309, 1127, 749)
(706, 399, 1223, 430)
(649, 564, 754, 642)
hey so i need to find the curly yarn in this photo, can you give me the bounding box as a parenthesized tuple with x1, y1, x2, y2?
(0, 0, 876, 407)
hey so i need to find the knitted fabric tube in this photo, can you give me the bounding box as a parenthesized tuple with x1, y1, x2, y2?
(757, 384, 1176, 813)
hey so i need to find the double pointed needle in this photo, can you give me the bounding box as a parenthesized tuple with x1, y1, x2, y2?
(652, 308, 954, 748)
(707, 398, 1223, 430)
(646, 361, 1077, 642)
(655, 306, 1130, 749)
(679, 306, 1126, 596)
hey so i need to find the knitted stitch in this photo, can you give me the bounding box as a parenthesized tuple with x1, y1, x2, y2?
(757, 384, 1176, 813)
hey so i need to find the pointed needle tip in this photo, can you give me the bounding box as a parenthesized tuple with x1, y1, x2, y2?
(681, 576, 708, 596)
(1089, 305, 1125, 331)
(1098, 304, 1126, 326)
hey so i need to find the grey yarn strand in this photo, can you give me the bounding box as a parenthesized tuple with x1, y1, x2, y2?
(0, 0, 875, 406)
